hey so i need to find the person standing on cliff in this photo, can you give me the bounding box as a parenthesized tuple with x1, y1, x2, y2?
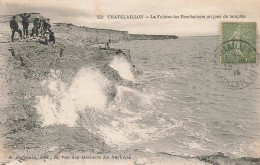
(32, 16, 41, 37)
(20, 13, 31, 38)
(39, 19, 44, 37)
(10, 16, 23, 42)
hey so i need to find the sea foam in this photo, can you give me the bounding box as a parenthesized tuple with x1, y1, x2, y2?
(36, 68, 110, 127)
(109, 56, 135, 81)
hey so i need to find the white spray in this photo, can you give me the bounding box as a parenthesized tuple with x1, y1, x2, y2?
(109, 56, 135, 81)
(36, 68, 110, 127)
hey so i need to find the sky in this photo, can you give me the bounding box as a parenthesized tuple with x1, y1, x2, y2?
(0, 0, 260, 36)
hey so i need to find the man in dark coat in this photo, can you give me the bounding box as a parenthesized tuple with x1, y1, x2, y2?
(42, 18, 51, 35)
(20, 13, 31, 38)
(10, 16, 22, 42)
(32, 16, 41, 37)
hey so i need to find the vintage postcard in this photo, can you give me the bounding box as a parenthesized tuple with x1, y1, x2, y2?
(0, 0, 260, 165)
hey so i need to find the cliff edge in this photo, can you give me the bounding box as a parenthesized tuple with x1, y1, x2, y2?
(0, 13, 138, 161)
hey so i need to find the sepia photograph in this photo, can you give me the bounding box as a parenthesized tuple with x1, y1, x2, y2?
(0, 0, 260, 164)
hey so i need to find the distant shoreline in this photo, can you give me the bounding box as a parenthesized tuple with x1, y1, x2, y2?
(53, 22, 178, 41)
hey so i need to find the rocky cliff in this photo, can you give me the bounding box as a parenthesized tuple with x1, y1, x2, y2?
(52, 23, 130, 46)
(0, 13, 138, 161)
(52, 23, 178, 45)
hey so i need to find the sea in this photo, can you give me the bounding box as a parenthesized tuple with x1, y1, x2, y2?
(109, 36, 260, 158)
(36, 36, 260, 160)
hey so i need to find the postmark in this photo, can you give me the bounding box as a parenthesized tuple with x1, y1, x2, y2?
(214, 22, 259, 89)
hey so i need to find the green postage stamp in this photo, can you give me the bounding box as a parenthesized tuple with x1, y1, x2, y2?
(221, 22, 257, 63)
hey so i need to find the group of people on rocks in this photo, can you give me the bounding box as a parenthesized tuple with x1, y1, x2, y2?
(10, 13, 55, 46)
